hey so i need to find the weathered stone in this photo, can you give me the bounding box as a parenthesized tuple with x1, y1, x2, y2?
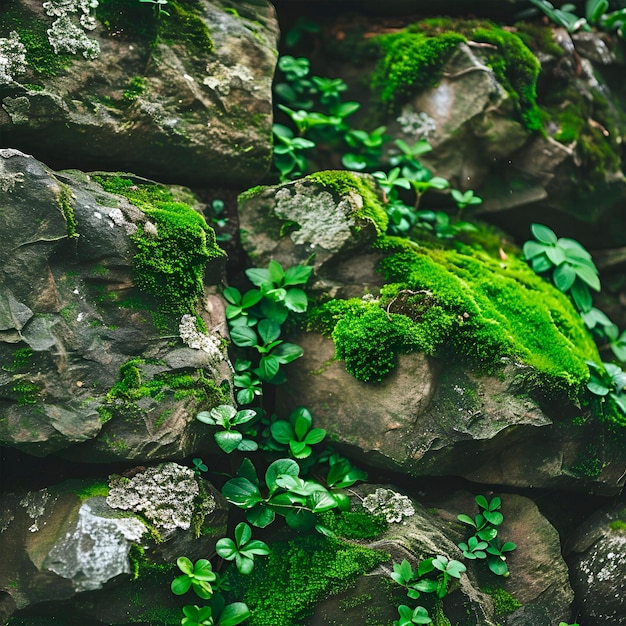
(0, 150, 232, 462)
(565, 501, 626, 625)
(0, 0, 279, 186)
(0, 468, 228, 622)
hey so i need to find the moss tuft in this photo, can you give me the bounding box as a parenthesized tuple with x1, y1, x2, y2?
(227, 535, 388, 626)
(318, 509, 389, 539)
(93, 175, 225, 313)
(58, 183, 78, 238)
(311, 236, 599, 393)
(483, 586, 523, 615)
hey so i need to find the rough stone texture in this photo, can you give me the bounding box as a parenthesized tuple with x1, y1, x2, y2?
(0, 149, 233, 462)
(565, 501, 626, 625)
(0, 470, 228, 620)
(276, 331, 624, 492)
(238, 175, 385, 298)
(0, 0, 279, 186)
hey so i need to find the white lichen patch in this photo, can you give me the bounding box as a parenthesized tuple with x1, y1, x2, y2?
(396, 107, 437, 139)
(106, 463, 207, 531)
(362, 488, 415, 523)
(179, 314, 224, 360)
(103, 206, 137, 235)
(0, 31, 27, 85)
(20, 489, 53, 532)
(203, 62, 257, 96)
(0, 157, 26, 192)
(44, 0, 100, 60)
(45, 497, 146, 592)
(274, 186, 355, 252)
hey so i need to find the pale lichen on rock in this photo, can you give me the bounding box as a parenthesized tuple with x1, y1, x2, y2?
(362, 487, 415, 523)
(106, 463, 212, 532)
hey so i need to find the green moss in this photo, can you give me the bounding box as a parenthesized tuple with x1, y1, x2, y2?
(369, 18, 542, 131)
(11, 381, 41, 406)
(483, 586, 522, 615)
(569, 444, 604, 478)
(2, 347, 34, 372)
(311, 237, 599, 393)
(339, 593, 373, 611)
(159, 0, 215, 56)
(123, 75, 147, 101)
(369, 28, 465, 116)
(609, 519, 626, 531)
(306, 171, 389, 235)
(0, 4, 74, 76)
(318, 510, 389, 539)
(93, 175, 225, 313)
(514, 22, 565, 58)
(227, 534, 389, 626)
(432, 600, 452, 626)
(77, 482, 110, 500)
(58, 183, 78, 239)
(238, 185, 267, 204)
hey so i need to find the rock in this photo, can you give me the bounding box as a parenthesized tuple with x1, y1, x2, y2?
(0, 150, 233, 462)
(0, 465, 228, 622)
(0, 0, 279, 186)
(565, 501, 626, 625)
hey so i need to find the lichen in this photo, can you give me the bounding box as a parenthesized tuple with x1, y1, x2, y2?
(0, 31, 27, 84)
(226, 534, 389, 626)
(106, 463, 212, 532)
(362, 488, 415, 523)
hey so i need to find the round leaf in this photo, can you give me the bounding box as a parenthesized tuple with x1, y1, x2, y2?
(216, 602, 251, 626)
(215, 430, 243, 454)
(531, 223, 558, 244)
(171, 575, 192, 595)
(216, 538, 237, 560)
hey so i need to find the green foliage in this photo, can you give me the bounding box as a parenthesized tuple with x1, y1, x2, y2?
(215, 522, 270, 575)
(226, 534, 388, 626)
(197, 405, 259, 453)
(395, 604, 432, 625)
(171, 557, 217, 600)
(192, 457, 208, 475)
(206, 199, 231, 242)
(457, 495, 516, 577)
(268, 406, 327, 459)
(93, 176, 224, 313)
(586, 361, 626, 424)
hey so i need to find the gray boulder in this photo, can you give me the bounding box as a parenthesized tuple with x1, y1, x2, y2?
(0, 149, 233, 462)
(0, 0, 279, 186)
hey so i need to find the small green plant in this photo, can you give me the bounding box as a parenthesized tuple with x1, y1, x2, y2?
(192, 457, 208, 476)
(196, 405, 259, 453)
(457, 495, 516, 577)
(206, 199, 231, 243)
(395, 604, 432, 625)
(284, 16, 320, 48)
(268, 406, 327, 459)
(523, 223, 600, 312)
(215, 522, 270, 575)
(586, 360, 626, 421)
(171, 557, 217, 599)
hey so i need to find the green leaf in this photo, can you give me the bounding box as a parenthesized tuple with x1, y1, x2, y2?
(268, 259, 285, 285)
(230, 325, 258, 348)
(289, 440, 310, 458)
(546, 245, 566, 266)
(258, 355, 281, 381)
(265, 458, 300, 493)
(457, 514, 476, 527)
(236, 438, 259, 452)
(488, 558, 509, 577)
(531, 254, 553, 273)
(241, 289, 263, 308)
(587, 380, 610, 396)
(284, 288, 309, 312)
(271, 420, 295, 444)
(176, 556, 194, 575)
(245, 267, 271, 288)
(223, 286, 242, 305)
(570, 279, 593, 313)
(553, 263, 576, 292)
(196, 411, 216, 425)
(215, 537, 237, 560)
(274, 342, 304, 364)
(246, 505, 275, 528)
(215, 430, 243, 454)
(573, 263, 601, 291)
(285, 508, 317, 530)
(304, 427, 326, 445)
(171, 575, 192, 595)
(222, 478, 263, 507)
(483, 511, 504, 526)
(522, 240, 547, 259)
(283, 264, 313, 286)
(235, 553, 254, 575)
(531, 223, 557, 244)
(216, 602, 251, 626)
(258, 319, 281, 344)
(309, 490, 338, 512)
(260, 299, 289, 324)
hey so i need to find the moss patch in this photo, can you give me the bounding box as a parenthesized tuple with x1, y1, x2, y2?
(483, 586, 522, 615)
(93, 175, 225, 313)
(369, 18, 542, 131)
(310, 236, 599, 392)
(317, 509, 389, 540)
(227, 534, 389, 626)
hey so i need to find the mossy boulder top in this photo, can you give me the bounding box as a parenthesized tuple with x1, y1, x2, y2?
(0, 0, 279, 186)
(0, 149, 233, 461)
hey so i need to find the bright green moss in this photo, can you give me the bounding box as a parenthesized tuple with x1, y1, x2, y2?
(306, 170, 389, 235)
(93, 175, 225, 313)
(609, 519, 626, 531)
(58, 183, 78, 238)
(318, 509, 389, 540)
(11, 381, 41, 406)
(123, 75, 147, 101)
(227, 535, 388, 626)
(370, 29, 465, 116)
(369, 18, 542, 131)
(483, 586, 523, 615)
(311, 236, 599, 394)
(2, 347, 33, 372)
(159, 0, 215, 56)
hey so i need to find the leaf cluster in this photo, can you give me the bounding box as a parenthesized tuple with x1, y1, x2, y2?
(457, 495, 516, 577)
